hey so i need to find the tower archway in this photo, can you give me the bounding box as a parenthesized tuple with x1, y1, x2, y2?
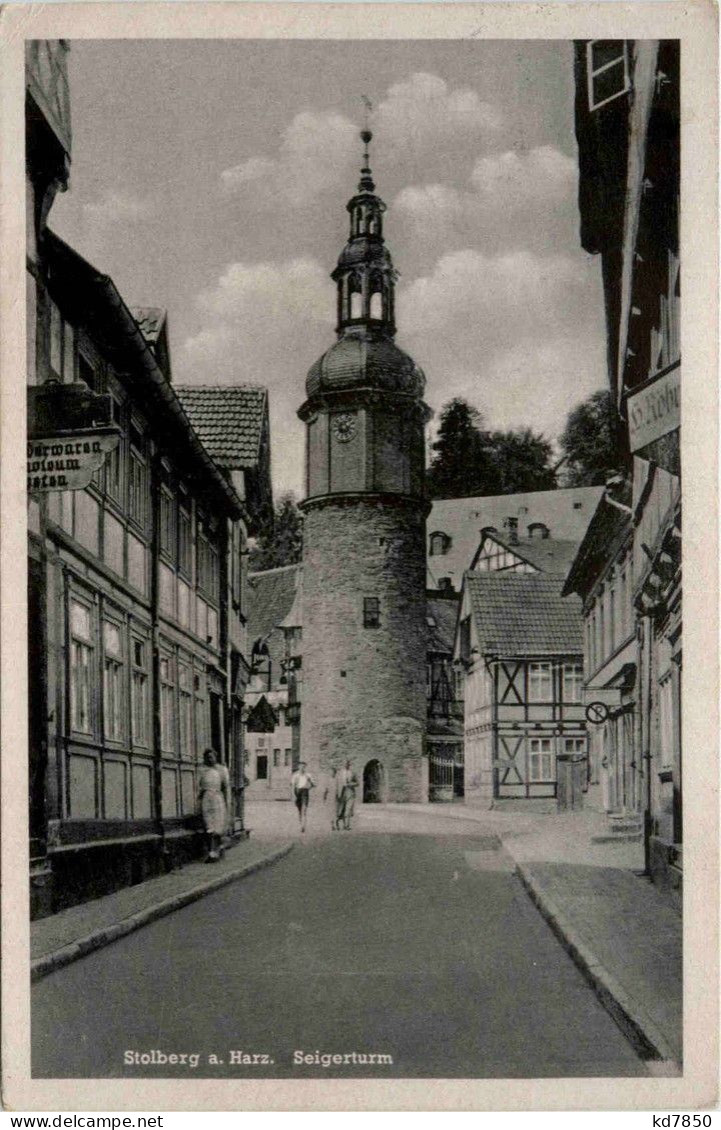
(363, 759, 385, 803)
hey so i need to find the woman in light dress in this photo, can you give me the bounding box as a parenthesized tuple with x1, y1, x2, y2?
(198, 748, 230, 862)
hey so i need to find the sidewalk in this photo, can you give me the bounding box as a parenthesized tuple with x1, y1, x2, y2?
(31, 836, 293, 982)
(379, 801, 682, 1068)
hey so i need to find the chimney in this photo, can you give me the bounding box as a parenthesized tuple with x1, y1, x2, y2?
(503, 516, 519, 546)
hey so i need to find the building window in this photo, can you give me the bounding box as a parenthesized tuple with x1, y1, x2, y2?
(528, 522, 549, 540)
(284, 748, 292, 767)
(178, 662, 193, 758)
(273, 748, 280, 768)
(563, 664, 584, 704)
(159, 654, 176, 752)
(178, 506, 192, 577)
(429, 531, 451, 556)
(528, 662, 552, 703)
(587, 40, 630, 111)
(159, 487, 176, 559)
(563, 737, 587, 755)
(528, 738, 554, 782)
(105, 398, 124, 503)
(197, 524, 220, 604)
(131, 636, 149, 746)
(128, 450, 147, 528)
(49, 299, 75, 382)
(102, 620, 125, 741)
(363, 597, 380, 629)
(69, 598, 94, 734)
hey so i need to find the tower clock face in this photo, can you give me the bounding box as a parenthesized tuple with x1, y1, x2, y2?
(332, 412, 357, 443)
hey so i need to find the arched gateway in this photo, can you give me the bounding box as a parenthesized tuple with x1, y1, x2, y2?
(363, 759, 385, 804)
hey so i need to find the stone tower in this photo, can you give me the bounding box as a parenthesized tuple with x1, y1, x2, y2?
(298, 131, 431, 803)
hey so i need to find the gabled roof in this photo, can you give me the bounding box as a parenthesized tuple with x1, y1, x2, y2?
(471, 534, 581, 578)
(563, 491, 633, 599)
(463, 572, 583, 657)
(427, 485, 604, 591)
(427, 595, 460, 655)
(248, 564, 301, 645)
(175, 385, 268, 470)
(247, 564, 302, 692)
(130, 306, 166, 346)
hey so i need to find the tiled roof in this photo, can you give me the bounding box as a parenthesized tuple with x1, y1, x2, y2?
(130, 306, 166, 345)
(427, 486, 604, 591)
(247, 565, 301, 691)
(248, 564, 301, 644)
(473, 535, 581, 577)
(175, 385, 267, 469)
(427, 595, 460, 654)
(464, 572, 583, 657)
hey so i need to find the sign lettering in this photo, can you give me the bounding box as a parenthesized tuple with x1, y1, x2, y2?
(26, 430, 120, 493)
(627, 365, 680, 454)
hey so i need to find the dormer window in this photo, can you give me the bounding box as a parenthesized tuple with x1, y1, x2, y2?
(528, 522, 550, 540)
(429, 531, 451, 557)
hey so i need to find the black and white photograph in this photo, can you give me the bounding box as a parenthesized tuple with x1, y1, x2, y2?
(1, 2, 718, 1112)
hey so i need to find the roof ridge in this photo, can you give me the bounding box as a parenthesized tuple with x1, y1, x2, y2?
(249, 563, 302, 579)
(175, 383, 266, 393)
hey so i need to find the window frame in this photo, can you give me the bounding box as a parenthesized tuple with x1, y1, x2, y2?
(586, 40, 631, 112)
(562, 663, 584, 704)
(130, 633, 150, 748)
(528, 737, 554, 782)
(68, 594, 96, 737)
(363, 596, 380, 629)
(101, 615, 126, 744)
(528, 662, 553, 704)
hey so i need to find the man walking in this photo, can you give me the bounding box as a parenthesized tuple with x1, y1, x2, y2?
(290, 761, 315, 833)
(341, 760, 359, 830)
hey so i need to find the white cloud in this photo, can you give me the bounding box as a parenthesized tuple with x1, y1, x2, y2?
(220, 111, 358, 202)
(220, 156, 277, 191)
(397, 247, 606, 438)
(375, 72, 502, 150)
(177, 257, 336, 496)
(81, 189, 153, 226)
(219, 74, 503, 205)
(394, 145, 578, 260)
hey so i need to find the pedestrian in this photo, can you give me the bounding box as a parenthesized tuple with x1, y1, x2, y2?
(334, 762, 348, 830)
(198, 748, 230, 863)
(342, 760, 359, 830)
(323, 766, 340, 831)
(290, 761, 315, 833)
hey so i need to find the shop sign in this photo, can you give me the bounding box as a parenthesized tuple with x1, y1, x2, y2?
(27, 429, 120, 492)
(627, 364, 680, 454)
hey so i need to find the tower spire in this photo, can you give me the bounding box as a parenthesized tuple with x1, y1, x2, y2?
(359, 127, 375, 192)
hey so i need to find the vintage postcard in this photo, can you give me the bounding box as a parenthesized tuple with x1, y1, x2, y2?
(0, 1, 718, 1112)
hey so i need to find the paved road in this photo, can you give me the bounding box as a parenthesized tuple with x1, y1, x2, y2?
(32, 820, 646, 1079)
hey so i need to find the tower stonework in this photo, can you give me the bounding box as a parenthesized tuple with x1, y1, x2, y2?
(298, 132, 431, 803)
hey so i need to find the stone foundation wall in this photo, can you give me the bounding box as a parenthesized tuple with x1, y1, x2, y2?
(300, 498, 427, 802)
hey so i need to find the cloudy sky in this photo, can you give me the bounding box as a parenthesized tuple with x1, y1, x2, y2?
(52, 40, 606, 497)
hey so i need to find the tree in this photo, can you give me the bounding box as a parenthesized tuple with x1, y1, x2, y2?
(487, 428, 557, 493)
(249, 492, 303, 571)
(558, 389, 618, 486)
(427, 398, 500, 499)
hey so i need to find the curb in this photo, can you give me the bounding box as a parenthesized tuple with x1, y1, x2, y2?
(513, 860, 681, 1069)
(31, 842, 294, 982)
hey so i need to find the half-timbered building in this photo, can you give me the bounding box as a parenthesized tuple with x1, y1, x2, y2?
(455, 573, 586, 806)
(26, 42, 269, 916)
(244, 564, 302, 799)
